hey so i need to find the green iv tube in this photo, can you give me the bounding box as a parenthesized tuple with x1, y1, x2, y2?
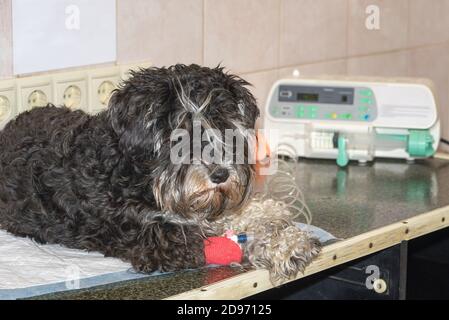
(337, 136, 349, 167)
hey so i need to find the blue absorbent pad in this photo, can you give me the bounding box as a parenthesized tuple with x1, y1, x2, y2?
(0, 224, 336, 300)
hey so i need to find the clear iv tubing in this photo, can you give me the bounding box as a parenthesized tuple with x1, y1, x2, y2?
(254, 142, 313, 226)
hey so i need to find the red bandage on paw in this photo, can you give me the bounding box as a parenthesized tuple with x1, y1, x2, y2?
(204, 237, 243, 265)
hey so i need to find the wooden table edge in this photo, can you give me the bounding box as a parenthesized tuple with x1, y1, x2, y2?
(165, 204, 449, 300)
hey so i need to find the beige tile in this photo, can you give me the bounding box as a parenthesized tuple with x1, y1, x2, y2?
(204, 0, 280, 74)
(409, 0, 449, 47)
(347, 0, 408, 56)
(280, 0, 347, 66)
(278, 59, 347, 78)
(239, 70, 279, 128)
(117, 0, 203, 67)
(409, 44, 449, 139)
(0, 0, 12, 79)
(347, 51, 410, 77)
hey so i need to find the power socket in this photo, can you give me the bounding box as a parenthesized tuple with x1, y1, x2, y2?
(0, 61, 152, 118)
(0, 80, 17, 129)
(54, 71, 88, 112)
(17, 76, 54, 112)
(88, 66, 121, 114)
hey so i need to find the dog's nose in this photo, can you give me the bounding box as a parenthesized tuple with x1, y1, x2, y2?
(210, 168, 230, 184)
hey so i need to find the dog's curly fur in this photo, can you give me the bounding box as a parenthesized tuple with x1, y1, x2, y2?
(0, 64, 259, 273)
(0, 64, 319, 280)
(214, 199, 321, 284)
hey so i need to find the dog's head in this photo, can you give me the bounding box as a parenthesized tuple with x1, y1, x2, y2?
(108, 64, 260, 221)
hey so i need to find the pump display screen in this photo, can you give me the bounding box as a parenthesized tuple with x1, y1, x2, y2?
(279, 85, 354, 105)
(297, 93, 319, 102)
(272, 84, 377, 123)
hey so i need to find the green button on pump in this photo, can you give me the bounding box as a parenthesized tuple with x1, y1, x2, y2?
(296, 105, 305, 118)
(359, 89, 373, 96)
(359, 106, 369, 112)
(360, 97, 373, 104)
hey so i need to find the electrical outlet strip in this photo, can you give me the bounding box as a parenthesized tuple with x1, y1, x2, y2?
(0, 61, 152, 128)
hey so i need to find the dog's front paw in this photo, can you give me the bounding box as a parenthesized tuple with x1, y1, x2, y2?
(126, 219, 206, 273)
(270, 229, 321, 284)
(245, 225, 321, 285)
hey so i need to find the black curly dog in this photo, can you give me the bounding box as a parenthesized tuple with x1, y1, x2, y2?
(0, 64, 259, 272)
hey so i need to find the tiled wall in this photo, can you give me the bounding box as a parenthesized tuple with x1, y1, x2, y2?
(1, 0, 449, 137)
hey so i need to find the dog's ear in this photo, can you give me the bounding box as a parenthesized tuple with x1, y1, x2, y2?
(108, 68, 165, 134)
(107, 87, 131, 136)
(107, 68, 173, 158)
(108, 68, 178, 157)
(227, 75, 260, 128)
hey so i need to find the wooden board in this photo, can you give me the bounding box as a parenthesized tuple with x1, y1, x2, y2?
(166, 204, 449, 300)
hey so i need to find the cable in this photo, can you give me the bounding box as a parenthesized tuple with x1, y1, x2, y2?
(252, 153, 313, 226)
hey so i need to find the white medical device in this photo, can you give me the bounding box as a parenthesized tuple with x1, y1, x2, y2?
(264, 77, 440, 166)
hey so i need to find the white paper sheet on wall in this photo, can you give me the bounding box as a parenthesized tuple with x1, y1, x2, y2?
(12, 0, 117, 75)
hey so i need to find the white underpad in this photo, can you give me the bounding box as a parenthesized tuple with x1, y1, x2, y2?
(0, 229, 145, 298)
(0, 223, 336, 299)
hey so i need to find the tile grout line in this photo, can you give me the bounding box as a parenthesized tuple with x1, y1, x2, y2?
(115, 0, 119, 64)
(201, 0, 205, 66)
(238, 40, 449, 77)
(5, 0, 14, 77)
(406, 0, 411, 77)
(345, 0, 350, 75)
(277, 0, 283, 75)
(7, 40, 448, 81)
